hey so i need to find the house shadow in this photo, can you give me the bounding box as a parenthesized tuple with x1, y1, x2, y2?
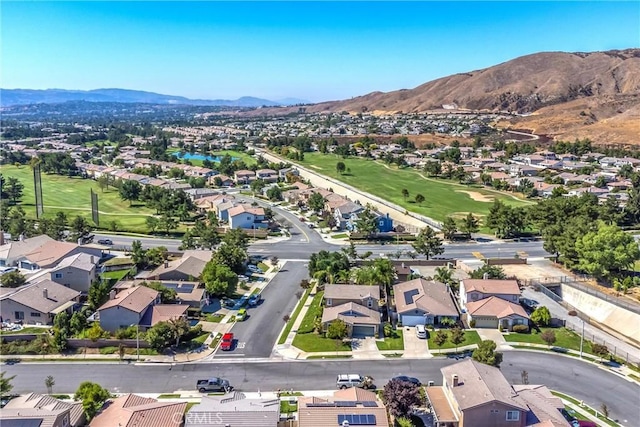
(202, 299, 222, 313)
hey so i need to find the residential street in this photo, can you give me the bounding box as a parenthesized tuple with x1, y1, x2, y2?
(4, 352, 638, 425)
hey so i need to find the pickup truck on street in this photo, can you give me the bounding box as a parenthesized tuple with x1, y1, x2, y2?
(196, 378, 232, 393)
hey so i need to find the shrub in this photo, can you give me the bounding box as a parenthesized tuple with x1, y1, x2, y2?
(383, 323, 393, 338)
(469, 319, 476, 328)
(512, 325, 529, 333)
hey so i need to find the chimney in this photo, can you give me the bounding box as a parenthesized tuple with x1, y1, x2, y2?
(90, 256, 95, 265)
(43, 288, 48, 299)
(452, 374, 459, 387)
(164, 261, 169, 268)
(483, 272, 489, 280)
(109, 289, 116, 300)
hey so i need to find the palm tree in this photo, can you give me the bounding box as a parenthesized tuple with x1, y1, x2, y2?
(45, 375, 55, 394)
(434, 266, 453, 284)
(168, 317, 190, 347)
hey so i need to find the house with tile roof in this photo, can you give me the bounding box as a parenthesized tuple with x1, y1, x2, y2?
(0, 280, 80, 325)
(324, 284, 381, 311)
(234, 169, 256, 184)
(228, 204, 267, 229)
(1, 392, 85, 427)
(185, 392, 280, 427)
(90, 394, 187, 427)
(426, 359, 570, 427)
(393, 278, 459, 327)
(460, 279, 520, 310)
(321, 302, 381, 338)
(0, 235, 54, 267)
(144, 251, 212, 281)
(48, 252, 98, 294)
(298, 388, 390, 427)
(465, 296, 529, 331)
(97, 286, 160, 332)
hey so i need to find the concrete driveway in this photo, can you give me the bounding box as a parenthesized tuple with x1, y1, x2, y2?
(475, 328, 508, 348)
(402, 326, 431, 358)
(351, 337, 384, 359)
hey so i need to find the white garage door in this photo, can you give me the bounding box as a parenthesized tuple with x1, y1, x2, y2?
(401, 315, 426, 327)
(352, 325, 376, 337)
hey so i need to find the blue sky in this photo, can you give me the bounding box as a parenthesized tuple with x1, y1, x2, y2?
(2, 1, 638, 102)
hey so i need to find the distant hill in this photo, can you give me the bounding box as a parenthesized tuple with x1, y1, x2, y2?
(249, 48, 640, 143)
(0, 88, 284, 107)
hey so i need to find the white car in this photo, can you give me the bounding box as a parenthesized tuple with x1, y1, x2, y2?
(415, 324, 427, 339)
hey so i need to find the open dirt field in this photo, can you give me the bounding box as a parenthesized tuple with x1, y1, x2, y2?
(456, 190, 494, 202)
(500, 260, 569, 281)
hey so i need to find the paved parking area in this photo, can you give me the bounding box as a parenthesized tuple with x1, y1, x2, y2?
(402, 326, 431, 358)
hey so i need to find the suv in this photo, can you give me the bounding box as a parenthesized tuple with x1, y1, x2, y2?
(336, 374, 374, 390)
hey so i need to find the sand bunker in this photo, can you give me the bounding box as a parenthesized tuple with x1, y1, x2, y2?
(456, 190, 494, 202)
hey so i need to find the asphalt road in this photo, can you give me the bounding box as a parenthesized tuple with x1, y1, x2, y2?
(4, 353, 638, 424)
(214, 261, 309, 358)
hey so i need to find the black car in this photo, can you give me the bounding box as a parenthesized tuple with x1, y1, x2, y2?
(97, 239, 113, 245)
(392, 376, 421, 386)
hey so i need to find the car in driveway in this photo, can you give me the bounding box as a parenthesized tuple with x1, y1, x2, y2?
(220, 333, 234, 351)
(392, 376, 422, 386)
(415, 324, 427, 339)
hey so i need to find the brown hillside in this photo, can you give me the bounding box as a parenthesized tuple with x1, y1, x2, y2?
(246, 49, 640, 143)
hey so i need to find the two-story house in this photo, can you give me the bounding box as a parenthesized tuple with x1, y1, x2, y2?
(426, 359, 569, 427)
(234, 169, 256, 185)
(460, 279, 528, 331)
(0, 280, 80, 325)
(255, 168, 278, 182)
(48, 253, 98, 294)
(322, 284, 381, 337)
(227, 204, 267, 229)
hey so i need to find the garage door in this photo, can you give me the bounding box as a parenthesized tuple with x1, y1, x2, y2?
(473, 317, 498, 329)
(401, 315, 426, 327)
(352, 325, 375, 337)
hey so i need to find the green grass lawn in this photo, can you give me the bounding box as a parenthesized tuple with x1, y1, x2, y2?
(292, 333, 352, 352)
(504, 327, 593, 354)
(427, 330, 481, 350)
(204, 313, 224, 323)
(277, 289, 311, 344)
(297, 291, 324, 334)
(257, 262, 270, 272)
(0, 327, 50, 335)
(297, 153, 532, 229)
(1, 165, 157, 232)
(100, 269, 131, 281)
(191, 332, 210, 345)
(376, 331, 404, 351)
(280, 400, 298, 414)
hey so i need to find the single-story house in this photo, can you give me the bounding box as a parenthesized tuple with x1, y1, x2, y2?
(321, 302, 381, 337)
(324, 284, 380, 311)
(298, 388, 390, 427)
(0, 280, 81, 325)
(208, 174, 234, 187)
(465, 296, 529, 330)
(460, 279, 520, 310)
(90, 394, 187, 427)
(2, 393, 85, 427)
(185, 392, 280, 427)
(17, 239, 103, 271)
(393, 278, 459, 326)
(116, 280, 207, 308)
(48, 252, 98, 294)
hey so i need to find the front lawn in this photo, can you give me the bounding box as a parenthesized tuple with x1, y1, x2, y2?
(277, 289, 311, 344)
(257, 262, 270, 272)
(504, 327, 593, 354)
(292, 333, 352, 352)
(297, 291, 324, 334)
(376, 331, 404, 351)
(427, 330, 481, 350)
(204, 313, 224, 323)
(0, 327, 50, 335)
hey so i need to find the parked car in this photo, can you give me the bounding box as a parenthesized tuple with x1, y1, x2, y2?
(196, 378, 232, 393)
(336, 374, 375, 390)
(392, 376, 421, 386)
(236, 308, 247, 321)
(97, 239, 113, 245)
(248, 294, 261, 307)
(415, 324, 427, 339)
(220, 333, 234, 351)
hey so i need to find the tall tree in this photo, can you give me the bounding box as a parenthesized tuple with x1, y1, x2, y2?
(74, 381, 111, 420)
(472, 340, 503, 367)
(202, 262, 239, 297)
(308, 192, 326, 213)
(382, 378, 422, 418)
(118, 180, 142, 206)
(411, 226, 444, 260)
(415, 193, 425, 205)
(449, 327, 465, 352)
(401, 188, 409, 201)
(575, 222, 640, 279)
(459, 212, 480, 238)
(441, 216, 458, 240)
(1, 371, 16, 396)
(336, 161, 346, 175)
(4, 177, 24, 204)
(355, 206, 378, 237)
(1, 270, 26, 288)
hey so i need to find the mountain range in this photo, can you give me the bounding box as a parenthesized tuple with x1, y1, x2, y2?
(0, 88, 309, 108)
(251, 48, 640, 144)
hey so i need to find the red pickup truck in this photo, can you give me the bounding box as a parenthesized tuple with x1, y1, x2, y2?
(220, 333, 234, 351)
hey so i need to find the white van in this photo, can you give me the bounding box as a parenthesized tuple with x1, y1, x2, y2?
(415, 324, 427, 339)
